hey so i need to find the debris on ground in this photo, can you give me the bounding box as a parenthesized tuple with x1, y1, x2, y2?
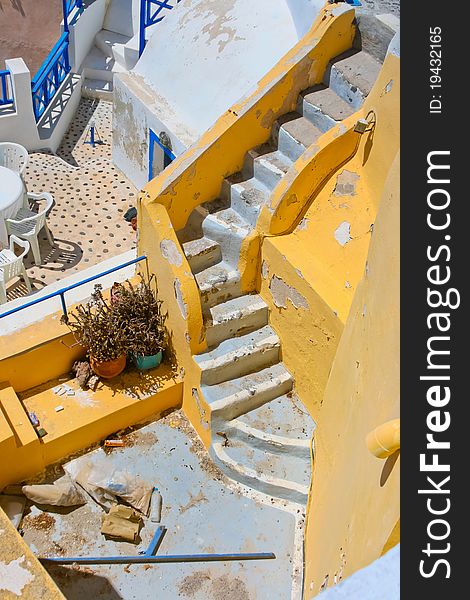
(22, 476, 87, 507)
(101, 504, 142, 543)
(22, 511, 56, 532)
(72, 360, 92, 388)
(104, 439, 125, 448)
(149, 487, 162, 522)
(64, 459, 153, 515)
(71, 361, 100, 390)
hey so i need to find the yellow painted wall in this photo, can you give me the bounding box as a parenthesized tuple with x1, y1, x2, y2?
(259, 42, 399, 426)
(303, 151, 400, 597)
(260, 242, 343, 416)
(137, 201, 213, 447)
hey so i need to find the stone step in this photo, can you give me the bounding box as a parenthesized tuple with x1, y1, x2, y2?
(211, 440, 310, 504)
(82, 78, 113, 102)
(299, 84, 356, 132)
(205, 294, 269, 348)
(95, 29, 131, 69)
(227, 177, 270, 228)
(203, 362, 293, 421)
(241, 143, 276, 179)
(194, 325, 280, 386)
(253, 150, 293, 190)
(225, 393, 315, 458)
(82, 46, 115, 82)
(195, 261, 242, 310)
(274, 113, 323, 162)
(182, 236, 222, 274)
(325, 50, 382, 110)
(201, 207, 250, 267)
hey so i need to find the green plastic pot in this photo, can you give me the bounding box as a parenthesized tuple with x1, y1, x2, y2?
(134, 351, 163, 371)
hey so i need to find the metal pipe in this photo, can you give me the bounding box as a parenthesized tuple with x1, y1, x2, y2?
(40, 552, 276, 566)
(39, 525, 275, 566)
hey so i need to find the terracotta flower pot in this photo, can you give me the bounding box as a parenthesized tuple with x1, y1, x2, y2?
(90, 353, 126, 379)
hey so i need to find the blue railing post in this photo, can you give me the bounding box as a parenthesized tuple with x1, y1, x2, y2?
(139, 0, 147, 57)
(0, 70, 14, 107)
(62, 0, 70, 32)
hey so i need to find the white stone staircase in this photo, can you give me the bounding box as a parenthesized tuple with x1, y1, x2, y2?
(176, 47, 381, 506)
(81, 0, 140, 101)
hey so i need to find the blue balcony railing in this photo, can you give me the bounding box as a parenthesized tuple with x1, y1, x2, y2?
(0, 70, 14, 107)
(31, 32, 71, 122)
(0, 255, 147, 321)
(139, 0, 181, 56)
(63, 0, 83, 30)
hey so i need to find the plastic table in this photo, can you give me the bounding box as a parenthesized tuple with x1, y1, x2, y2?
(0, 166, 24, 246)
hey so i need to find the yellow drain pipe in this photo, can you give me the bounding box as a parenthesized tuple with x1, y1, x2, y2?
(366, 418, 400, 459)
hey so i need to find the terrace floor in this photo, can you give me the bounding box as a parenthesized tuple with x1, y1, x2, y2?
(6, 98, 138, 302)
(19, 410, 302, 600)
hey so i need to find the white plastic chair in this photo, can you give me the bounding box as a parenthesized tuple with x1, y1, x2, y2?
(0, 142, 29, 177)
(0, 236, 32, 304)
(5, 192, 54, 266)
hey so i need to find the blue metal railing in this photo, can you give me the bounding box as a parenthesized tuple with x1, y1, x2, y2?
(0, 70, 13, 107)
(63, 0, 83, 30)
(31, 32, 71, 122)
(0, 255, 147, 321)
(139, 0, 181, 56)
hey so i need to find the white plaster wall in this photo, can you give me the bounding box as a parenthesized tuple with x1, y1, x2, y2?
(286, 0, 325, 38)
(134, 0, 302, 137)
(69, 0, 108, 71)
(104, 0, 141, 37)
(0, 59, 41, 149)
(113, 72, 196, 189)
(320, 546, 400, 599)
(114, 0, 324, 187)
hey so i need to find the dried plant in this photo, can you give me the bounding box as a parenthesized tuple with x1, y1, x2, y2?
(62, 285, 127, 362)
(111, 274, 168, 358)
(62, 276, 168, 363)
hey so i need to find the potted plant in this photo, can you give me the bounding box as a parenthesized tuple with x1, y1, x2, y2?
(62, 285, 128, 379)
(112, 275, 168, 371)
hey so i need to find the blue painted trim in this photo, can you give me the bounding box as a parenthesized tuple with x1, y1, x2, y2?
(148, 128, 175, 181)
(0, 255, 147, 320)
(31, 32, 70, 122)
(139, 0, 181, 57)
(0, 70, 13, 106)
(38, 525, 275, 565)
(31, 32, 69, 87)
(345, 0, 362, 6)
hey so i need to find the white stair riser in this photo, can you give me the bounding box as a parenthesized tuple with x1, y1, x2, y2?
(202, 215, 247, 267)
(299, 99, 337, 133)
(201, 343, 279, 385)
(82, 66, 114, 82)
(277, 127, 306, 162)
(206, 304, 268, 348)
(229, 185, 263, 228)
(326, 65, 365, 111)
(186, 244, 222, 274)
(221, 422, 311, 459)
(208, 372, 293, 421)
(253, 157, 289, 190)
(210, 445, 309, 504)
